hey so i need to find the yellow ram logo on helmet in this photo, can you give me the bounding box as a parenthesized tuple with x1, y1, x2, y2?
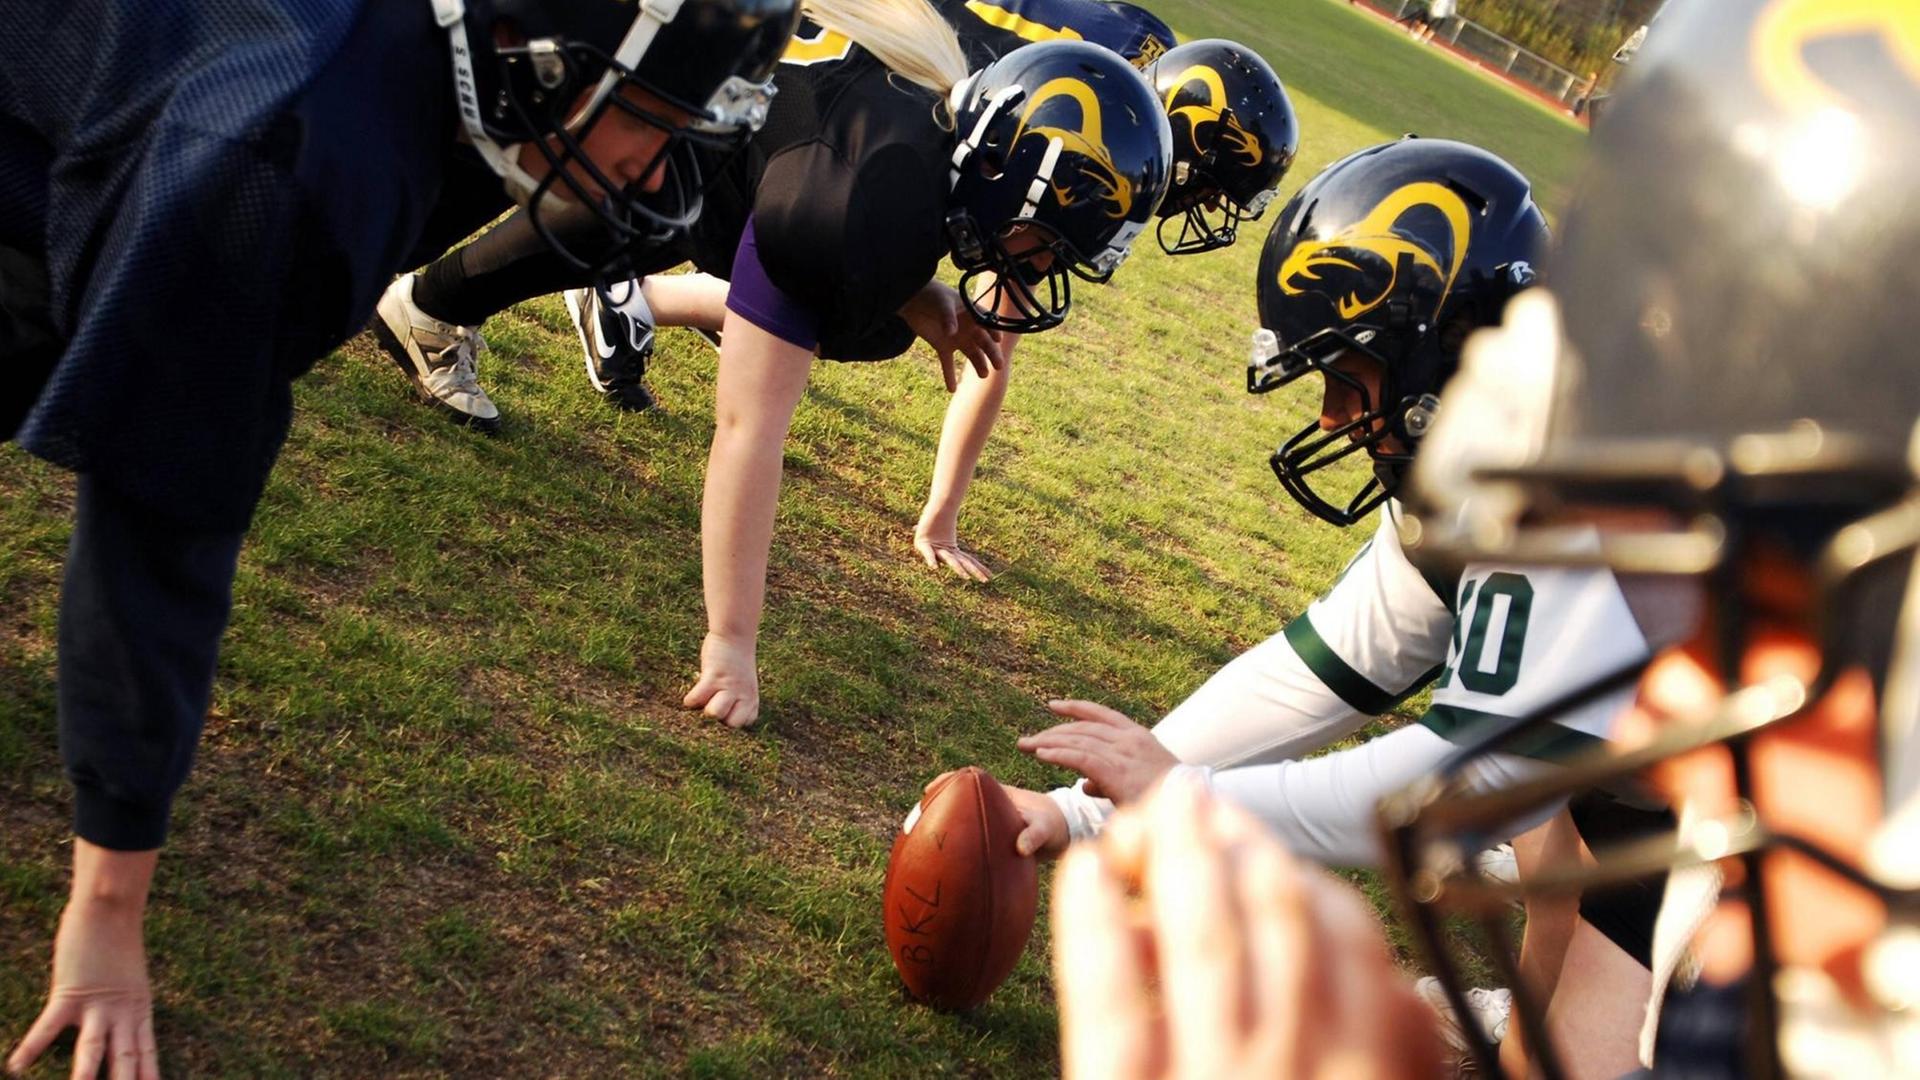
(1753, 0, 1920, 112)
(1278, 181, 1472, 322)
(1165, 65, 1264, 167)
(1012, 77, 1136, 221)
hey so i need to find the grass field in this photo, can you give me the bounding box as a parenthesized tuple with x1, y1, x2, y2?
(0, 2, 1586, 1074)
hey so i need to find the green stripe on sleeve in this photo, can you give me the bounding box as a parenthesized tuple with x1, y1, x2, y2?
(1284, 612, 1397, 716)
(1420, 703, 1607, 763)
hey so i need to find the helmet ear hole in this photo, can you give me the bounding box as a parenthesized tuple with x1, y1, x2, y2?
(976, 151, 1006, 181)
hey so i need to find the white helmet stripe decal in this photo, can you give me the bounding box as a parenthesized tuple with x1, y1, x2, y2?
(1018, 136, 1062, 220)
(951, 83, 1024, 190)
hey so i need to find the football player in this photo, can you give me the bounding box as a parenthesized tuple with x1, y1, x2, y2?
(913, 31, 1300, 580)
(377, 8, 1178, 728)
(1002, 136, 1685, 1073)
(1380, 0, 1920, 1074)
(685, 36, 1174, 728)
(1008, 135, 1551, 860)
(0, 0, 798, 1074)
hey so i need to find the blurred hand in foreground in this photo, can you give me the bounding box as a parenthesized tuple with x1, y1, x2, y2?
(1052, 776, 1440, 1080)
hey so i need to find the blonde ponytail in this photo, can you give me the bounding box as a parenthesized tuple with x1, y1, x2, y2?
(802, 0, 971, 97)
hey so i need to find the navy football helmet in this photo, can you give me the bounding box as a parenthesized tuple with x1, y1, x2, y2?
(1147, 39, 1299, 255)
(947, 40, 1175, 333)
(1250, 137, 1545, 526)
(440, 0, 801, 269)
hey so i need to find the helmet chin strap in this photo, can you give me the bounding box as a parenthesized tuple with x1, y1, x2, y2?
(949, 82, 1022, 190)
(428, 0, 685, 205)
(569, 0, 684, 128)
(1018, 138, 1063, 220)
(431, 0, 543, 202)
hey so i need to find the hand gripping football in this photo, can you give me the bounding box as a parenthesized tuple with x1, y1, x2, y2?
(882, 767, 1040, 1009)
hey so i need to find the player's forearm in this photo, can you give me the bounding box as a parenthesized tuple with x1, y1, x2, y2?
(701, 314, 815, 642)
(920, 347, 1016, 527)
(1205, 724, 1560, 869)
(640, 272, 730, 332)
(1047, 762, 1211, 844)
(1150, 623, 1373, 768)
(1046, 779, 1114, 843)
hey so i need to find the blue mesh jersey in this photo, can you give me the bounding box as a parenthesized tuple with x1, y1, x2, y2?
(0, 0, 504, 532)
(0, 0, 510, 851)
(939, 0, 1177, 67)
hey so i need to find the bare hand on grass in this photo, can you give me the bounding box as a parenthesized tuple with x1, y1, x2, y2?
(684, 632, 760, 729)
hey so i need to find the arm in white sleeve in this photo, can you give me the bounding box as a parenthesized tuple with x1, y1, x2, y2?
(1042, 623, 1409, 843)
(1151, 621, 1374, 767)
(1043, 510, 1457, 843)
(1158, 508, 1457, 769)
(1205, 723, 1562, 868)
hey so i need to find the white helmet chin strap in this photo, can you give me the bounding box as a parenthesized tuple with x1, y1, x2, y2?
(427, 0, 685, 205)
(569, 0, 684, 128)
(432, 0, 540, 202)
(949, 81, 1021, 190)
(1018, 137, 1062, 220)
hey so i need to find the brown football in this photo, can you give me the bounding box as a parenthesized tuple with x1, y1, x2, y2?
(882, 767, 1039, 1010)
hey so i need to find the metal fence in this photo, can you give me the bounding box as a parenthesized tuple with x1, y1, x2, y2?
(1379, 1, 1594, 109)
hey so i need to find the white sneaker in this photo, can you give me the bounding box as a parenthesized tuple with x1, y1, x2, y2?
(1416, 976, 1512, 1064)
(372, 274, 501, 433)
(1475, 843, 1520, 887)
(563, 282, 656, 411)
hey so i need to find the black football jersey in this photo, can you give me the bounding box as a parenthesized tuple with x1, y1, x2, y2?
(937, 0, 1175, 68)
(687, 24, 951, 360)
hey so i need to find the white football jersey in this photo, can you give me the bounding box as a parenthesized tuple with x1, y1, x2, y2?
(1156, 503, 1649, 766)
(1326, 505, 1651, 756)
(1047, 505, 1657, 855)
(1423, 548, 1652, 758)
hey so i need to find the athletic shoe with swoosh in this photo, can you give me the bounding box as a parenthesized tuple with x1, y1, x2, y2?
(564, 282, 657, 412)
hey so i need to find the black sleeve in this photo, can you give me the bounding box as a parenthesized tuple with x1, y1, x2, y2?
(58, 476, 245, 850)
(0, 242, 59, 440)
(751, 138, 947, 362)
(816, 314, 918, 363)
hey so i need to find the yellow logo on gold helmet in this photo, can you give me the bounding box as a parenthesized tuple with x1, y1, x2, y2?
(1164, 65, 1264, 167)
(1278, 181, 1472, 322)
(1753, 0, 1920, 112)
(1013, 77, 1136, 220)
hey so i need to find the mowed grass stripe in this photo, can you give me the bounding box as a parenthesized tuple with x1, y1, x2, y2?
(0, 1, 1583, 1073)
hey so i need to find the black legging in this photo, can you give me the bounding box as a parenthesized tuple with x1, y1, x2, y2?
(1569, 790, 1674, 968)
(409, 199, 612, 327)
